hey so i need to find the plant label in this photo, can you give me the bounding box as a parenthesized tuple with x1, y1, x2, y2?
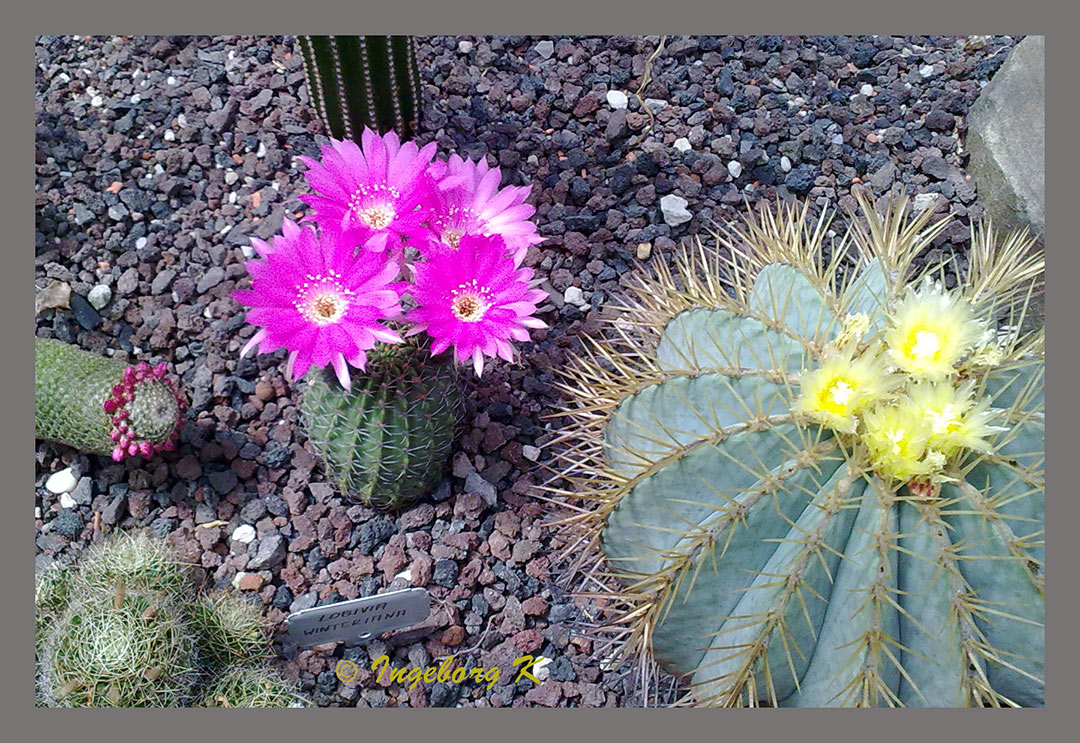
(284, 587, 430, 649)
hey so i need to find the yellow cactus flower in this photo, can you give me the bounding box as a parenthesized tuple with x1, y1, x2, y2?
(885, 282, 983, 380)
(794, 351, 899, 433)
(904, 381, 1002, 456)
(860, 402, 934, 481)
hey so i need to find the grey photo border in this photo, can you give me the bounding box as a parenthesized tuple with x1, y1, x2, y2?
(7, 2, 1073, 740)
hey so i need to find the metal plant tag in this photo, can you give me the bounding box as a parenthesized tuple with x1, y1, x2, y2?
(284, 587, 430, 649)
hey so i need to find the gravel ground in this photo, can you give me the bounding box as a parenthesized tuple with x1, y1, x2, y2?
(35, 34, 1018, 707)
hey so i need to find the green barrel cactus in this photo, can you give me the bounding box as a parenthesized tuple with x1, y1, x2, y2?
(552, 196, 1045, 708)
(301, 338, 464, 509)
(35, 532, 302, 708)
(35, 337, 186, 461)
(298, 35, 422, 141)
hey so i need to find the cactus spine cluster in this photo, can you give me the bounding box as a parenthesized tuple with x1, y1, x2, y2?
(551, 196, 1045, 707)
(35, 337, 186, 461)
(301, 338, 464, 509)
(35, 532, 301, 708)
(298, 35, 422, 140)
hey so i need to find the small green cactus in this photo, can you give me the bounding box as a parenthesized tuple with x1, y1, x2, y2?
(35, 532, 302, 708)
(298, 35, 422, 141)
(199, 665, 301, 708)
(77, 530, 190, 594)
(301, 337, 464, 509)
(35, 337, 186, 462)
(39, 584, 201, 707)
(552, 195, 1045, 708)
(188, 591, 270, 669)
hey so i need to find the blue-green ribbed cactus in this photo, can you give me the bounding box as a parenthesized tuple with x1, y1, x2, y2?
(552, 196, 1044, 707)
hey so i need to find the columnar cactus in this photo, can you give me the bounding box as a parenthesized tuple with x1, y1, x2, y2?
(298, 35, 422, 140)
(36, 532, 302, 708)
(301, 337, 464, 509)
(551, 196, 1044, 707)
(35, 337, 186, 461)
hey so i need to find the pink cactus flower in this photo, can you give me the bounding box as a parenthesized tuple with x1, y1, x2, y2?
(231, 218, 404, 390)
(406, 234, 548, 376)
(298, 128, 438, 254)
(422, 154, 544, 263)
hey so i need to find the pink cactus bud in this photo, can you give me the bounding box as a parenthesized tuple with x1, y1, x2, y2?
(162, 440, 175, 452)
(117, 409, 129, 420)
(109, 430, 121, 442)
(123, 367, 136, 383)
(137, 362, 151, 374)
(112, 446, 125, 462)
(104, 399, 117, 413)
(139, 441, 153, 457)
(112, 384, 125, 397)
(127, 442, 138, 456)
(154, 363, 167, 377)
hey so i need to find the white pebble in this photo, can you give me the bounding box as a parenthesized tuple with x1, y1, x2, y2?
(164, 130, 175, 141)
(533, 656, 553, 681)
(636, 242, 652, 260)
(90, 95, 103, 107)
(727, 160, 743, 178)
(781, 156, 792, 172)
(35, 507, 41, 519)
(394, 568, 413, 583)
(241, 244, 255, 259)
(660, 194, 692, 227)
(919, 64, 936, 78)
(860, 83, 874, 96)
(830, 133, 844, 145)
(457, 40, 473, 54)
(59, 492, 77, 509)
(673, 137, 691, 153)
(45, 468, 78, 495)
(167, 76, 177, 85)
(232, 524, 257, 544)
(606, 90, 628, 110)
(563, 286, 588, 308)
(177, 113, 187, 128)
(535, 40, 554, 59)
(225, 171, 239, 185)
(130, 94, 141, 104)
(257, 141, 267, 158)
(522, 445, 541, 461)
(87, 284, 112, 310)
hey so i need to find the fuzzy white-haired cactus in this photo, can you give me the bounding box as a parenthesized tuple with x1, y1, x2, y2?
(550, 194, 1044, 707)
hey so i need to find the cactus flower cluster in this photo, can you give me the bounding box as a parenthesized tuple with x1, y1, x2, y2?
(233, 128, 547, 382)
(795, 280, 1005, 487)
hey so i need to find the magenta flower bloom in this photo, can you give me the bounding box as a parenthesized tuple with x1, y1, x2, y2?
(407, 234, 548, 376)
(298, 128, 437, 254)
(421, 154, 544, 263)
(231, 219, 403, 390)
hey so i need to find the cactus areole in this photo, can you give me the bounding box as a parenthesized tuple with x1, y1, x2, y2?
(35, 338, 186, 461)
(553, 196, 1045, 707)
